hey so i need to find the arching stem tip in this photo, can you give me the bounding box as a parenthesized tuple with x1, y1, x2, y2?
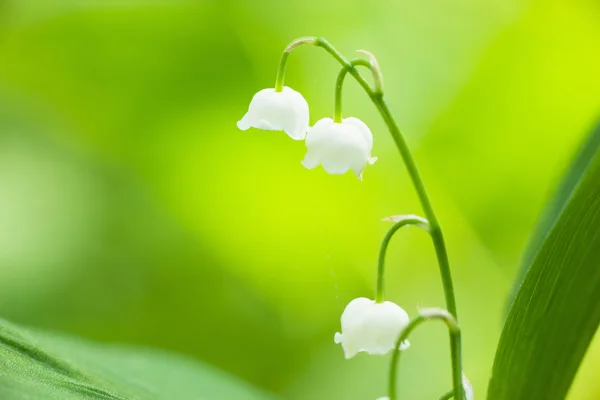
(285, 37, 318, 52)
(356, 49, 384, 93)
(382, 214, 430, 231)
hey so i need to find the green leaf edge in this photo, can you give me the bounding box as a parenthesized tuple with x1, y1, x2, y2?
(0, 317, 277, 400)
(488, 119, 600, 399)
(507, 120, 600, 311)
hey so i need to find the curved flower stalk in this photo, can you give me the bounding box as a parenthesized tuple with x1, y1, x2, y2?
(376, 215, 430, 302)
(238, 36, 465, 400)
(387, 308, 463, 400)
(334, 297, 410, 359)
(302, 117, 377, 179)
(237, 86, 309, 140)
(272, 36, 458, 320)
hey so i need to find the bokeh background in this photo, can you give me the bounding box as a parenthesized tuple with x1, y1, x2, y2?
(0, 0, 599, 399)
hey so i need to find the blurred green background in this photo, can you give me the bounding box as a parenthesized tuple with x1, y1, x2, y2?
(0, 0, 599, 399)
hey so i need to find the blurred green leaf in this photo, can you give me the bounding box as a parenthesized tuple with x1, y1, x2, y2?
(488, 119, 600, 399)
(507, 120, 600, 309)
(0, 318, 276, 400)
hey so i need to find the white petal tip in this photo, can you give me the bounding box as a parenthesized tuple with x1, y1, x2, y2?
(236, 119, 250, 131)
(369, 156, 378, 165)
(301, 158, 319, 170)
(334, 332, 342, 344)
(462, 373, 474, 400)
(286, 130, 308, 141)
(399, 339, 410, 351)
(343, 348, 357, 359)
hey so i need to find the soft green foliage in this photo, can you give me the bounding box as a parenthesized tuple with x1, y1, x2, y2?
(0, 1, 599, 399)
(488, 121, 600, 399)
(0, 318, 275, 399)
(508, 121, 600, 308)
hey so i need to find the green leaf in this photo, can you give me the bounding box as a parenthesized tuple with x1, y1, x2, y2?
(488, 119, 600, 400)
(0, 318, 277, 400)
(507, 120, 600, 309)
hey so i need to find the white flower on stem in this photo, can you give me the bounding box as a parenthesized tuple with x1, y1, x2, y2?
(463, 373, 474, 400)
(376, 397, 390, 400)
(302, 117, 377, 180)
(334, 297, 410, 359)
(237, 86, 309, 140)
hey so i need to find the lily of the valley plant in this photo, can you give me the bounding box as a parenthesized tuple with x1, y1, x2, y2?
(238, 37, 472, 400)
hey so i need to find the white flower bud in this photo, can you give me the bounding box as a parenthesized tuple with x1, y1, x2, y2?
(463, 373, 474, 400)
(237, 86, 309, 140)
(334, 297, 410, 359)
(302, 117, 377, 180)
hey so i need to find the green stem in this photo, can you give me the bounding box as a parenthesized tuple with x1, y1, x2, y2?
(375, 90, 462, 400)
(274, 37, 373, 95)
(274, 37, 318, 91)
(356, 49, 384, 94)
(275, 36, 462, 399)
(388, 309, 463, 400)
(322, 39, 462, 400)
(373, 98, 462, 400)
(373, 98, 457, 318)
(286, 37, 457, 319)
(438, 389, 454, 400)
(334, 58, 371, 123)
(274, 51, 290, 92)
(376, 215, 430, 303)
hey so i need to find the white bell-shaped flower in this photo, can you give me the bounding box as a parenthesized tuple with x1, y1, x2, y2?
(302, 117, 377, 179)
(463, 373, 474, 400)
(237, 86, 309, 140)
(334, 297, 410, 359)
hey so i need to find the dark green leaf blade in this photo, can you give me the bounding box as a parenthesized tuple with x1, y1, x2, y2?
(507, 120, 600, 309)
(0, 318, 276, 400)
(488, 119, 600, 400)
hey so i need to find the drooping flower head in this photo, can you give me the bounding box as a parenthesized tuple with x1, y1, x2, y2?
(334, 297, 410, 359)
(302, 117, 377, 180)
(237, 86, 309, 140)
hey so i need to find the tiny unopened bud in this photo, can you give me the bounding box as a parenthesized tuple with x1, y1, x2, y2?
(463, 373, 474, 400)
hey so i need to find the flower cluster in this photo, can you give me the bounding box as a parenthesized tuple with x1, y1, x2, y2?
(237, 86, 377, 180)
(238, 37, 472, 400)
